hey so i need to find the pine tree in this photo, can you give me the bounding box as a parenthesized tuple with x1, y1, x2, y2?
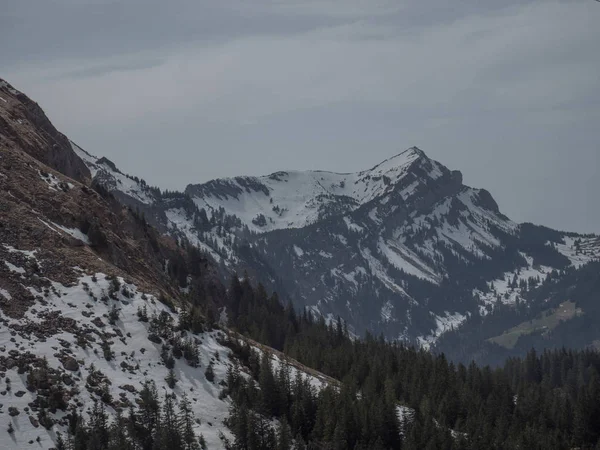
(159, 394, 183, 450)
(88, 401, 110, 450)
(133, 381, 160, 450)
(179, 394, 200, 450)
(276, 419, 292, 450)
(258, 352, 277, 417)
(166, 368, 178, 389)
(108, 410, 132, 450)
(205, 362, 215, 383)
(56, 433, 67, 450)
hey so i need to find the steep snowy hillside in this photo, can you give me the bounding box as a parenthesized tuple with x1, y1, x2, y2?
(0, 264, 328, 449)
(185, 147, 442, 233)
(0, 270, 234, 448)
(1, 77, 336, 450)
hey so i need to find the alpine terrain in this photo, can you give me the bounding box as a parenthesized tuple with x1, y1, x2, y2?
(0, 78, 330, 449)
(73, 117, 599, 354)
(3, 77, 600, 450)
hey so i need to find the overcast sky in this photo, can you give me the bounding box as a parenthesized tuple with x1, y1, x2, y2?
(2, 0, 599, 233)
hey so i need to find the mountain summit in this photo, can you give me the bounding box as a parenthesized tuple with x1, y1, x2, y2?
(75, 137, 599, 345)
(185, 146, 448, 233)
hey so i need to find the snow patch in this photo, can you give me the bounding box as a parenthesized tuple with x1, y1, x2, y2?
(380, 301, 393, 322)
(1, 245, 35, 258)
(474, 253, 553, 314)
(555, 236, 600, 268)
(4, 261, 25, 274)
(54, 223, 91, 244)
(0, 273, 234, 449)
(38, 170, 63, 191)
(378, 238, 440, 284)
(417, 311, 468, 349)
(343, 217, 364, 233)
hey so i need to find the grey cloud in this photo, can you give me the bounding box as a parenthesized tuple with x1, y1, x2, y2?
(1, 0, 599, 233)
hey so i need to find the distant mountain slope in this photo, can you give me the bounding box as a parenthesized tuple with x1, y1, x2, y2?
(185, 147, 439, 233)
(76, 136, 599, 344)
(435, 257, 600, 366)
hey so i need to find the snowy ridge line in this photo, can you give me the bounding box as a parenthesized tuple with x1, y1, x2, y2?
(37, 218, 91, 245)
(226, 331, 340, 389)
(187, 147, 432, 233)
(71, 142, 155, 205)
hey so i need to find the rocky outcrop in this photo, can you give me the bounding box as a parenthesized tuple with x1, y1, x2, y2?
(0, 78, 227, 322)
(0, 79, 90, 183)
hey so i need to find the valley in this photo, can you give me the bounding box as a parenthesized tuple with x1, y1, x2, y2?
(2, 76, 600, 449)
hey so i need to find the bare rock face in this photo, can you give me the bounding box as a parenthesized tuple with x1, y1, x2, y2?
(119, 384, 136, 393)
(29, 415, 39, 428)
(0, 78, 226, 323)
(0, 79, 90, 183)
(61, 356, 79, 372)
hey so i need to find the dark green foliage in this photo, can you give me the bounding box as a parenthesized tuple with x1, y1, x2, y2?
(223, 274, 600, 450)
(178, 305, 205, 334)
(165, 368, 177, 389)
(108, 304, 120, 325)
(137, 304, 149, 322)
(182, 337, 200, 367)
(158, 293, 176, 312)
(161, 345, 175, 369)
(205, 362, 215, 383)
(60, 381, 203, 450)
(108, 277, 121, 299)
(101, 340, 114, 361)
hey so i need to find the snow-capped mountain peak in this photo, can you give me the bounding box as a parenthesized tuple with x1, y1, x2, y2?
(360, 146, 426, 176)
(184, 147, 444, 233)
(70, 135, 599, 346)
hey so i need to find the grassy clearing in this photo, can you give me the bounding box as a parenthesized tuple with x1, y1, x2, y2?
(487, 301, 583, 349)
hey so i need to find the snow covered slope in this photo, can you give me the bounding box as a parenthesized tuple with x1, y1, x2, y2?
(185, 147, 444, 233)
(0, 270, 233, 449)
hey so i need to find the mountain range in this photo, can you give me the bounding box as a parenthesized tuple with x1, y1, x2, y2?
(3, 77, 600, 449)
(72, 129, 599, 350)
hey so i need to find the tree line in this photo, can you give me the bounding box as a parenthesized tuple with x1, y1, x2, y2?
(222, 274, 600, 449)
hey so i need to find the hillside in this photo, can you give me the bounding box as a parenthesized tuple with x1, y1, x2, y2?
(73, 123, 599, 346)
(3, 77, 600, 449)
(0, 78, 328, 449)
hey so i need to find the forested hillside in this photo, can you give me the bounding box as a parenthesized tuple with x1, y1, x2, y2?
(436, 260, 600, 366)
(217, 275, 600, 449)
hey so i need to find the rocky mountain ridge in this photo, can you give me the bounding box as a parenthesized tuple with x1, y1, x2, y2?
(0, 77, 331, 449)
(70, 117, 600, 345)
(3, 76, 600, 447)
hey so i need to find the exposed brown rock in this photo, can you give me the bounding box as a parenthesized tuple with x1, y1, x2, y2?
(29, 415, 39, 428)
(119, 384, 136, 393)
(61, 356, 79, 372)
